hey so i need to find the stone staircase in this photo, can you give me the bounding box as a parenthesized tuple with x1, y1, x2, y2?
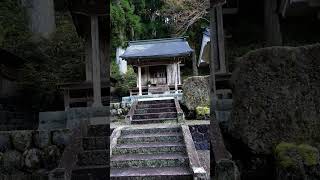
(110, 125, 194, 179)
(71, 124, 110, 180)
(130, 99, 178, 124)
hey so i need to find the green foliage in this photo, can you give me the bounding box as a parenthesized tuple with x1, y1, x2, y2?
(111, 0, 142, 48)
(275, 142, 298, 169)
(0, 0, 31, 50)
(196, 106, 210, 116)
(112, 63, 137, 97)
(111, 60, 122, 81)
(18, 13, 85, 110)
(297, 144, 319, 166)
(275, 142, 319, 170)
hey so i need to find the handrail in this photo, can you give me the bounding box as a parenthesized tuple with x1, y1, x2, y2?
(110, 127, 123, 157)
(181, 125, 208, 179)
(174, 98, 185, 122)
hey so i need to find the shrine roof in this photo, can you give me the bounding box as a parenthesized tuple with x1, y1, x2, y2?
(120, 37, 194, 60)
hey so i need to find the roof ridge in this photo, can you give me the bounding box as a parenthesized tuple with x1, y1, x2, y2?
(129, 37, 187, 45)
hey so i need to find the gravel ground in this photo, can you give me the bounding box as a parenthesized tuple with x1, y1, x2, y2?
(197, 150, 210, 177)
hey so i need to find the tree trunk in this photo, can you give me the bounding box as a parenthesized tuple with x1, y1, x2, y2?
(21, 0, 56, 40)
(264, 0, 283, 46)
(192, 52, 199, 76)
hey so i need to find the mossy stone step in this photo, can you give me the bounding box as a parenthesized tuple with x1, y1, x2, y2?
(112, 142, 186, 155)
(136, 103, 175, 109)
(110, 167, 193, 180)
(134, 107, 177, 114)
(82, 136, 109, 150)
(77, 150, 110, 166)
(133, 112, 177, 120)
(111, 153, 189, 168)
(121, 127, 181, 136)
(71, 165, 109, 180)
(131, 118, 177, 124)
(138, 100, 174, 105)
(118, 133, 183, 144)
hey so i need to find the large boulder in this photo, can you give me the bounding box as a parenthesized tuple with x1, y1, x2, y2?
(2, 150, 22, 173)
(52, 129, 71, 149)
(228, 44, 320, 179)
(274, 143, 320, 180)
(22, 148, 43, 171)
(11, 131, 33, 152)
(43, 145, 61, 169)
(182, 76, 210, 110)
(230, 44, 320, 155)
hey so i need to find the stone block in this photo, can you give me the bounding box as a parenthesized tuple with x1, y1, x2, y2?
(2, 150, 23, 173)
(11, 131, 33, 152)
(33, 131, 51, 149)
(51, 129, 71, 149)
(39, 111, 66, 131)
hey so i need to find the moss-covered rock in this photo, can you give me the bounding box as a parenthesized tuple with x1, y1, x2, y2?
(22, 148, 43, 171)
(274, 142, 320, 180)
(226, 44, 320, 179)
(182, 76, 210, 111)
(11, 131, 33, 152)
(230, 44, 320, 154)
(43, 145, 61, 170)
(297, 144, 319, 167)
(2, 150, 22, 173)
(51, 129, 71, 149)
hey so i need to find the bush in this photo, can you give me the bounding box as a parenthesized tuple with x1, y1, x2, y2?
(111, 62, 137, 97)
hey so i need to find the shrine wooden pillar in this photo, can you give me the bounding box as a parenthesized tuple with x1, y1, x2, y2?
(91, 16, 102, 107)
(174, 62, 178, 92)
(67, 0, 108, 108)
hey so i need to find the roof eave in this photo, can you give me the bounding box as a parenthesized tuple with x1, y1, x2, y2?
(120, 51, 194, 60)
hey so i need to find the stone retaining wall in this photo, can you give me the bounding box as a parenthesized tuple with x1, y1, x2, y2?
(110, 102, 130, 117)
(0, 129, 71, 176)
(189, 124, 209, 150)
(39, 107, 109, 130)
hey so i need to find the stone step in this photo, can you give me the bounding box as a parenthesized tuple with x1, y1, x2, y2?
(87, 124, 110, 137)
(134, 107, 177, 114)
(82, 136, 109, 150)
(121, 127, 181, 136)
(77, 150, 109, 166)
(110, 167, 193, 180)
(118, 132, 183, 144)
(138, 100, 174, 105)
(112, 142, 186, 155)
(133, 112, 177, 120)
(111, 153, 189, 168)
(131, 118, 177, 124)
(71, 165, 109, 180)
(136, 103, 175, 109)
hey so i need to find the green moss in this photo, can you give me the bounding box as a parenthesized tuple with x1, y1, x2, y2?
(297, 144, 319, 166)
(275, 142, 320, 169)
(275, 142, 298, 169)
(196, 106, 210, 116)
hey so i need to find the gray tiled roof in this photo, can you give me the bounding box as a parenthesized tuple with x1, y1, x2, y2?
(120, 37, 194, 60)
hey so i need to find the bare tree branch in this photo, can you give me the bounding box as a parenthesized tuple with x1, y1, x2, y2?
(162, 0, 209, 35)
